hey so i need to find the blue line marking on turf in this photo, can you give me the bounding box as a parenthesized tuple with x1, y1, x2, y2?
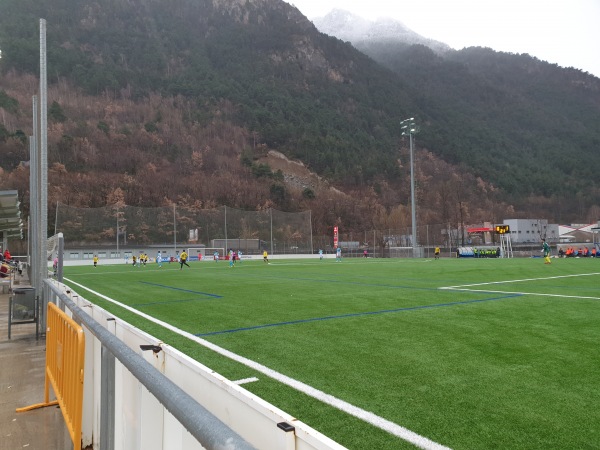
(139, 281, 222, 298)
(231, 272, 445, 292)
(134, 297, 214, 307)
(195, 293, 522, 336)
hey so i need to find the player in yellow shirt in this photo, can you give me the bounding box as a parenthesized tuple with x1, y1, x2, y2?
(179, 251, 190, 269)
(93, 254, 99, 267)
(263, 250, 269, 264)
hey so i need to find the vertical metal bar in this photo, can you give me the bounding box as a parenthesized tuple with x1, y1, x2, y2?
(8, 296, 12, 339)
(116, 207, 119, 257)
(35, 295, 39, 339)
(373, 230, 376, 258)
(100, 345, 115, 450)
(29, 127, 38, 296)
(173, 204, 177, 253)
(309, 210, 313, 254)
(39, 19, 48, 328)
(32, 96, 39, 296)
(426, 224, 429, 258)
(57, 233, 64, 282)
(54, 201, 58, 236)
(270, 208, 273, 255)
(410, 131, 416, 257)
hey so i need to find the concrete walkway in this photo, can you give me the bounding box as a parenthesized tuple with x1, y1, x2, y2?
(0, 274, 71, 449)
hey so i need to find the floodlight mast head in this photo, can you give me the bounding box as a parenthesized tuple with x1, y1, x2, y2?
(400, 118, 418, 136)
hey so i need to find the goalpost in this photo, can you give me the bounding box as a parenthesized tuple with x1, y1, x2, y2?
(187, 247, 225, 261)
(47, 232, 63, 260)
(47, 232, 64, 279)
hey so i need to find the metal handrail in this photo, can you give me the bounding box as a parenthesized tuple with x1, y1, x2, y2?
(44, 280, 255, 450)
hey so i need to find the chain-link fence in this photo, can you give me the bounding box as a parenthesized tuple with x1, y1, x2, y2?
(55, 204, 312, 256)
(314, 223, 514, 258)
(56, 204, 549, 259)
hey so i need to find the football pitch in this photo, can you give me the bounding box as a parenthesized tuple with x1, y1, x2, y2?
(63, 256, 600, 450)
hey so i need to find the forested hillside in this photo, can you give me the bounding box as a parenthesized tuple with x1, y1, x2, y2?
(0, 0, 599, 236)
(358, 41, 600, 203)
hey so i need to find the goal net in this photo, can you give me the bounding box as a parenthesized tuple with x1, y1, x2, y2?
(187, 247, 225, 261)
(47, 232, 63, 260)
(47, 232, 64, 277)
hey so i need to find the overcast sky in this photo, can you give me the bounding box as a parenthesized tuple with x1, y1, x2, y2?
(284, 0, 600, 78)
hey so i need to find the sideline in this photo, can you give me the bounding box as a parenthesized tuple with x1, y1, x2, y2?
(64, 277, 451, 450)
(439, 272, 600, 300)
(439, 272, 600, 290)
(440, 288, 600, 301)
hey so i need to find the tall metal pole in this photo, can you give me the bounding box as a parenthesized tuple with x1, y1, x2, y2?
(409, 130, 416, 256)
(309, 210, 313, 254)
(401, 118, 418, 257)
(116, 206, 119, 255)
(224, 205, 227, 252)
(270, 208, 273, 255)
(54, 201, 58, 236)
(30, 96, 39, 295)
(56, 233, 64, 282)
(173, 204, 177, 253)
(39, 19, 48, 329)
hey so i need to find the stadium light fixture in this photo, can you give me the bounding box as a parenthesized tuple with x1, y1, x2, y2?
(401, 118, 418, 257)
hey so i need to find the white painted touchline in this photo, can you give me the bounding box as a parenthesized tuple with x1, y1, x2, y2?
(439, 272, 600, 290)
(440, 287, 600, 301)
(234, 377, 259, 385)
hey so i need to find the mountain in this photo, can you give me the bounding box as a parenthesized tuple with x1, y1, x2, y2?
(310, 9, 600, 220)
(312, 9, 451, 56)
(0, 0, 599, 235)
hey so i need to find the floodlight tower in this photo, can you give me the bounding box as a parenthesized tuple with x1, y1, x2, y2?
(401, 118, 418, 257)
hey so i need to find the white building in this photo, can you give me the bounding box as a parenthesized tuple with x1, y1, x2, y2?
(503, 219, 559, 243)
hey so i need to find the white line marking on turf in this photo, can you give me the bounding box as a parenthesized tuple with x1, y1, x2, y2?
(64, 277, 451, 450)
(441, 288, 600, 300)
(233, 377, 259, 385)
(440, 272, 600, 290)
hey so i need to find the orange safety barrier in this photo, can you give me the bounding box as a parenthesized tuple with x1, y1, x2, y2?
(17, 302, 85, 450)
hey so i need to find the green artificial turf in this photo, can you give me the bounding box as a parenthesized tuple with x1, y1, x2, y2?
(63, 257, 600, 449)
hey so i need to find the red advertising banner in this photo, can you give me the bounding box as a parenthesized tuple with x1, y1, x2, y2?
(333, 226, 338, 248)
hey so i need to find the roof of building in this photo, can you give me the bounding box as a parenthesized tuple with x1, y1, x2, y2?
(0, 190, 23, 240)
(467, 227, 493, 233)
(558, 224, 598, 235)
